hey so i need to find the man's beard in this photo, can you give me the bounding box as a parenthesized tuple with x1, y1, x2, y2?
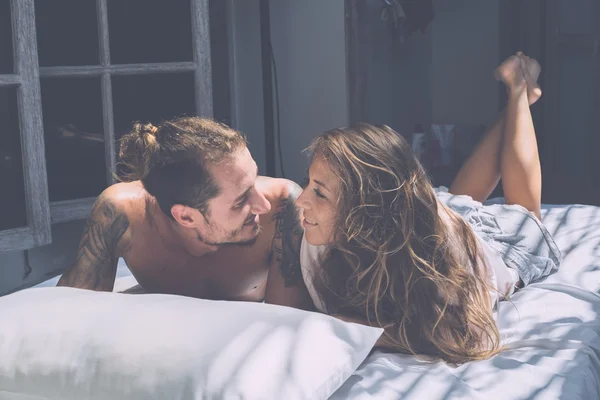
(195, 221, 262, 247)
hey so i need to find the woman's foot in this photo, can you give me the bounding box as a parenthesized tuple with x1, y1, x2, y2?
(518, 52, 543, 105)
(494, 54, 528, 97)
(495, 52, 542, 105)
(494, 55, 527, 91)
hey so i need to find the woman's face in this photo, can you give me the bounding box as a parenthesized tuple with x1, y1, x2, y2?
(296, 156, 340, 246)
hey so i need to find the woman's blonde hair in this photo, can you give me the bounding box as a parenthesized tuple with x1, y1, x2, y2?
(308, 123, 501, 364)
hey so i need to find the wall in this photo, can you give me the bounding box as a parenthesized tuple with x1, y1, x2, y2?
(552, 0, 597, 180)
(268, 0, 349, 183)
(431, 0, 501, 125)
(226, 0, 503, 181)
(226, 0, 267, 175)
(227, 0, 502, 180)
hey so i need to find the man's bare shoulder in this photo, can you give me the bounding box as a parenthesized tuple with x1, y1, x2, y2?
(99, 181, 152, 220)
(102, 181, 147, 205)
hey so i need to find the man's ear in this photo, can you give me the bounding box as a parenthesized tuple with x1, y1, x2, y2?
(171, 204, 203, 228)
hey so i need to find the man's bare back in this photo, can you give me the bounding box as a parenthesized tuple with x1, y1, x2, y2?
(57, 177, 311, 308)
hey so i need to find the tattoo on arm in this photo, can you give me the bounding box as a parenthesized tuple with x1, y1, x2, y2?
(57, 194, 130, 291)
(270, 182, 304, 287)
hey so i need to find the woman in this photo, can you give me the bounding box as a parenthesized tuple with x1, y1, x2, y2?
(295, 53, 561, 364)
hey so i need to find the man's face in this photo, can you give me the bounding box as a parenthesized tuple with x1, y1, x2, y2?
(195, 147, 271, 246)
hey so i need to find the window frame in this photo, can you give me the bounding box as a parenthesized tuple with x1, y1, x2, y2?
(0, 0, 51, 252)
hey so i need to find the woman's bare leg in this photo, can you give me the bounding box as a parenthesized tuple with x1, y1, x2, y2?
(499, 57, 542, 219)
(449, 53, 542, 206)
(449, 114, 504, 202)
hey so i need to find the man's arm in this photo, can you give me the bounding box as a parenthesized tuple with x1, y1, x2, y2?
(57, 191, 131, 291)
(265, 180, 314, 310)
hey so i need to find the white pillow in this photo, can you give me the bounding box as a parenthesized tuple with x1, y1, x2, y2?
(0, 287, 382, 400)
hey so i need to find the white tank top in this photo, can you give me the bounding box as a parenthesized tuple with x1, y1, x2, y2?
(299, 233, 519, 314)
(300, 236, 329, 313)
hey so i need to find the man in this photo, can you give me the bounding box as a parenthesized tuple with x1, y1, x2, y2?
(58, 117, 312, 309)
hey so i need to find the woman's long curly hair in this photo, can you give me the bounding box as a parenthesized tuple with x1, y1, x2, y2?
(308, 123, 502, 364)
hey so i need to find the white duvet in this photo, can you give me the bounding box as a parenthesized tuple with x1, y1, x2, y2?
(34, 203, 600, 399)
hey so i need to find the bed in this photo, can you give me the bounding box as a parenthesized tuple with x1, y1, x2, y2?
(33, 203, 600, 399)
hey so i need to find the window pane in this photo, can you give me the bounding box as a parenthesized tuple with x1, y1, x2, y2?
(112, 73, 196, 175)
(112, 73, 196, 131)
(108, 0, 192, 64)
(35, 0, 99, 66)
(41, 77, 106, 202)
(0, 0, 14, 73)
(0, 87, 27, 230)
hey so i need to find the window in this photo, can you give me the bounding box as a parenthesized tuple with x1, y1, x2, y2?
(0, 0, 214, 252)
(0, 0, 50, 252)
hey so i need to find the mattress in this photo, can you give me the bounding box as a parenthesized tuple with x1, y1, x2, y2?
(34, 203, 600, 399)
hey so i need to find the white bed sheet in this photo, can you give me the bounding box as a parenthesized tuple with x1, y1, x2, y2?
(34, 204, 600, 399)
(331, 203, 600, 400)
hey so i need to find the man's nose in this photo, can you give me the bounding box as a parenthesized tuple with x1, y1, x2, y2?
(250, 190, 271, 215)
